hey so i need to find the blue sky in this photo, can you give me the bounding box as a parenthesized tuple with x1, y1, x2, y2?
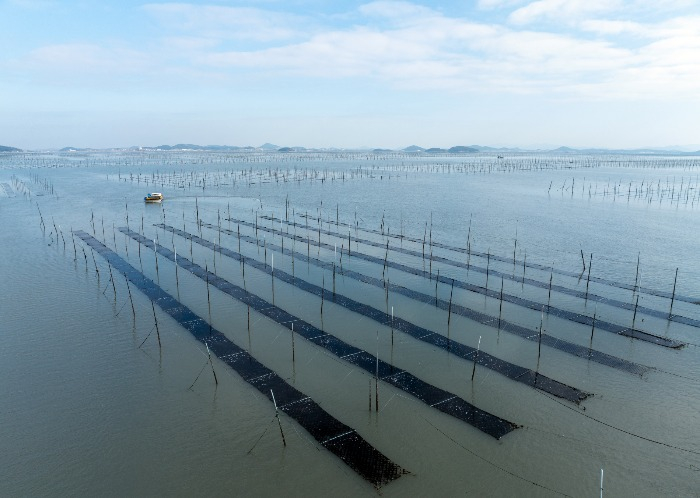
(2, 0, 699, 149)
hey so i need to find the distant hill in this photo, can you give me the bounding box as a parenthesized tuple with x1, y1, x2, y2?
(134, 144, 249, 151)
(0, 145, 22, 152)
(448, 146, 478, 153)
(278, 146, 307, 152)
(402, 145, 424, 152)
(31, 143, 700, 155)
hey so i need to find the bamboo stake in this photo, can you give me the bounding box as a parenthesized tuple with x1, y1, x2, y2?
(207, 344, 218, 385)
(375, 330, 379, 412)
(271, 390, 287, 447)
(126, 278, 135, 321)
(547, 265, 553, 310)
(435, 269, 439, 306)
(90, 248, 100, 277)
(498, 278, 504, 330)
(320, 274, 325, 329)
(585, 253, 593, 301)
(151, 301, 161, 349)
(71, 227, 77, 261)
(448, 278, 454, 329)
(205, 264, 212, 333)
(391, 306, 394, 346)
(108, 264, 117, 301)
(485, 249, 490, 290)
(589, 309, 597, 353)
(669, 267, 678, 317)
(471, 335, 481, 381)
(174, 247, 180, 297)
(154, 238, 160, 282)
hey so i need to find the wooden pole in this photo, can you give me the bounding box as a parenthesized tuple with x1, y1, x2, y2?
(126, 278, 135, 321)
(271, 390, 287, 447)
(391, 306, 394, 346)
(448, 278, 454, 329)
(108, 264, 117, 301)
(537, 311, 543, 370)
(151, 301, 161, 349)
(485, 249, 490, 290)
(375, 331, 379, 412)
(585, 253, 593, 300)
(498, 278, 504, 330)
(471, 336, 481, 381)
(205, 264, 212, 332)
(589, 310, 597, 352)
(669, 267, 678, 317)
(207, 344, 218, 385)
(547, 266, 553, 310)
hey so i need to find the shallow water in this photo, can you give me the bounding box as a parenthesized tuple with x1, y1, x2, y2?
(1, 151, 699, 497)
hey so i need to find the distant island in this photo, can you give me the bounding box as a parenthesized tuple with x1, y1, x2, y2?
(5, 142, 700, 155)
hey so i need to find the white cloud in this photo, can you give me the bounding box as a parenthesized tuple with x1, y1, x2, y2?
(508, 0, 622, 25)
(9, 1, 700, 102)
(191, 4, 699, 100)
(142, 3, 308, 42)
(22, 43, 150, 74)
(358, 1, 437, 20)
(579, 20, 649, 36)
(477, 0, 528, 10)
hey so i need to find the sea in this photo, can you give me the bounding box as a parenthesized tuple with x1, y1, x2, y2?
(1, 150, 699, 497)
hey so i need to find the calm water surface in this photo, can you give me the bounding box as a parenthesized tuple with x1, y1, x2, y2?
(1, 151, 699, 497)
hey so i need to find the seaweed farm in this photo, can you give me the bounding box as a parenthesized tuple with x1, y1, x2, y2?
(1, 151, 700, 497)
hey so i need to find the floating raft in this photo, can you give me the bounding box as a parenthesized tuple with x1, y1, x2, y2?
(261, 216, 699, 331)
(292, 213, 700, 308)
(222, 219, 654, 375)
(122, 227, 520, 439)
(74, 230, 406, 488)
(228, 219, 682, 349)
(166, 223, 594, 402)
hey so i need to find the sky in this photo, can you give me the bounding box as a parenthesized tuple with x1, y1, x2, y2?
(1, 0, 700, 150)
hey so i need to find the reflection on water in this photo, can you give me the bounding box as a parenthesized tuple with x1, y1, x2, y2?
(1, 151, 699, 497)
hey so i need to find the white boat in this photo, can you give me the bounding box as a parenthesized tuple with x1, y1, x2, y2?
(144, 192, 164, 202)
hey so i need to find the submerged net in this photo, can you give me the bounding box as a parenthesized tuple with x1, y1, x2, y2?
(74, 230, 405, 487)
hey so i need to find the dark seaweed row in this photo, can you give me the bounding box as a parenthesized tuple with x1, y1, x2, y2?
(232, 219, 682, 349)
(223, 219, 652, 375)
(288, 213, 700, 307)
(74, 230, 405, 487)
(186, 222, 596, 401)
(123, 227, 519, 439)
(243, 219, 685, 348)
(261, 216, 699, 330)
